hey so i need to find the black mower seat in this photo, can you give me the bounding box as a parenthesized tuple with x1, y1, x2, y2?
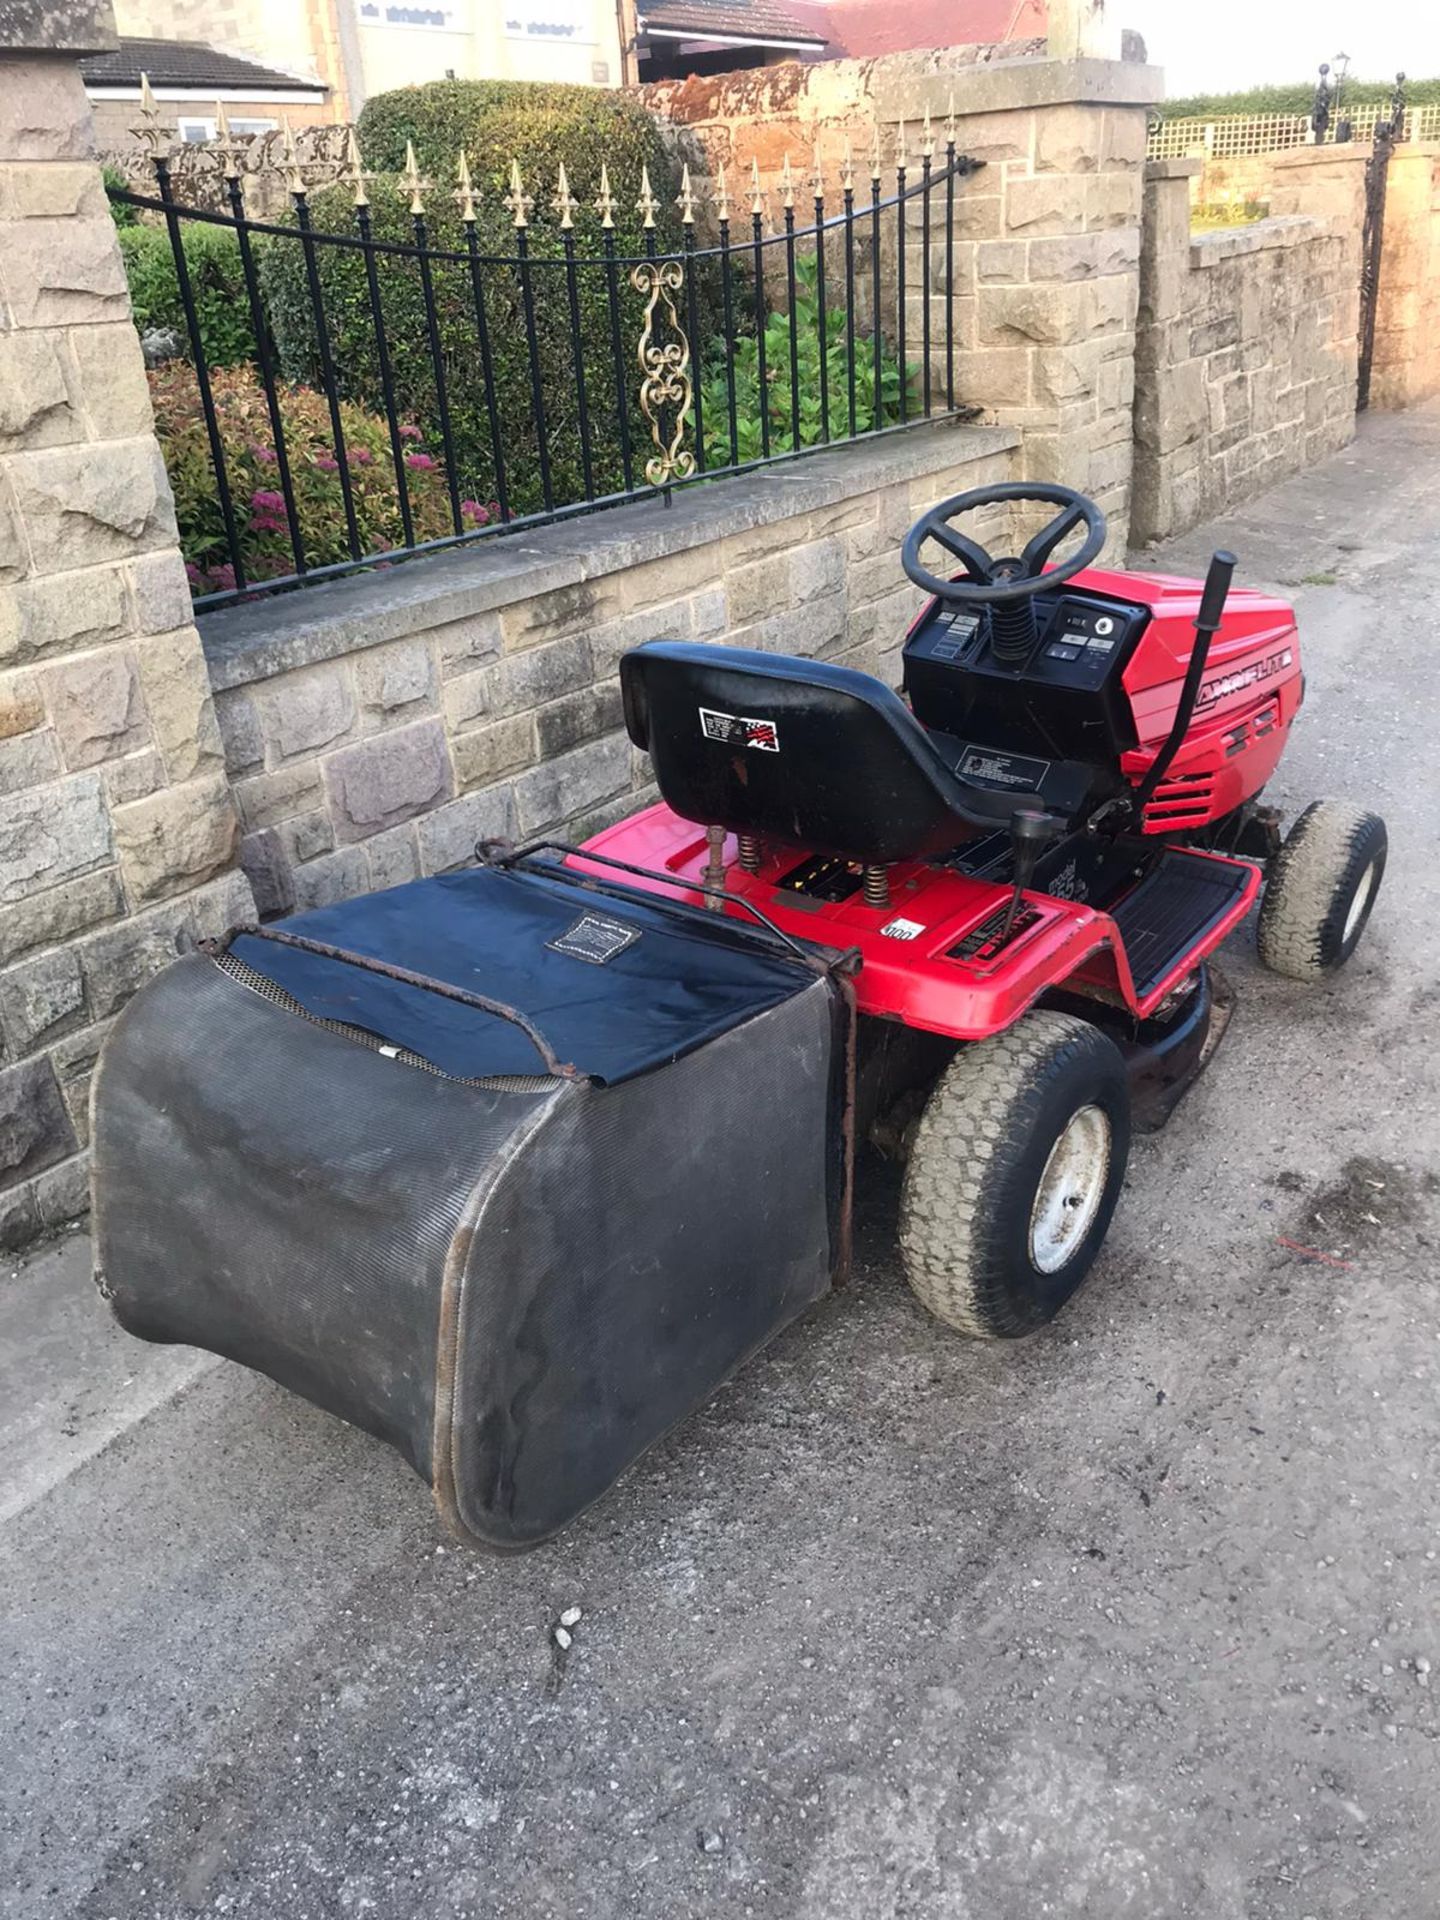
(621, 641, 1042, 866)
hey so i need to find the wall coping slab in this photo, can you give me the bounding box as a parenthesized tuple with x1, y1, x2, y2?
(876, 55, 1165, 119)
(0, 0, 116, 53)
(201, 422, 1019, 692)
(1190, 213, 1329, 266)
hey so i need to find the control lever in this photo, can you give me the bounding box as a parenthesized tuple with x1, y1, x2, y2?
(1001, 807, 1067, 939)
(1130, 549, 1237, 819)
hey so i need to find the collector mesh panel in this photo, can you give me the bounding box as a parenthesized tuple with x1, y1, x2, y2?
(93, 938, 846, 1550)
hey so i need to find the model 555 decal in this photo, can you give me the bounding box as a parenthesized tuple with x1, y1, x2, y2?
(1196, 647, 1294, 712)
(700, 706, 780, 751)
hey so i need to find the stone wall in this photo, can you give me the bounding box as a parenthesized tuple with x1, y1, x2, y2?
(202, 425, 1018, 923)
(1370, 146, 1440, 410)
(1131, 153, 1366, 545)
(0, 44, 253, 1249)
(638, 40, 1042, 193)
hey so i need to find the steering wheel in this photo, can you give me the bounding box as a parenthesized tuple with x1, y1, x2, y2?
(901, 481, 1107, 605)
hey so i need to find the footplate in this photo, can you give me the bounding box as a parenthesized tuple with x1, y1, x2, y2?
(1110, 849, 1255, 1000)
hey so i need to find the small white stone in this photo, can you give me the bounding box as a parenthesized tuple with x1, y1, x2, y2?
(560, 1606, 583, 1628)
(553, 1626, 573, 1651)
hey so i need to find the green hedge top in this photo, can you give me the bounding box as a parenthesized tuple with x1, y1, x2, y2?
(1162, 75, 1440, 119)
(357, 78, 685, 251)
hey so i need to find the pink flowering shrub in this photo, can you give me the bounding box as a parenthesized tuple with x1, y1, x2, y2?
(149, 364, 480, 597)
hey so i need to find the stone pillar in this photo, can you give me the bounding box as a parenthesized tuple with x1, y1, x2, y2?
(883, 56, 1162, 556)
(1131, 158, 1204, 545)
(1362, 145, 1440, 411)
(0, 5, 253, 1249)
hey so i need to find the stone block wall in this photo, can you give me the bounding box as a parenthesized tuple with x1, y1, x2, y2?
(890, 61, 1154, 554)
(0, 47, 252, 1249)
(1370, 146, 1440, 410)
(1131, 153, 1366, 545)
(202, 425, 1017, 924)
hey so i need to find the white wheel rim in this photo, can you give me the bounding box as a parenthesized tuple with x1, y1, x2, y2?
(1028, 1104, 1111, 1274)
(1342, 858, 1379, 945)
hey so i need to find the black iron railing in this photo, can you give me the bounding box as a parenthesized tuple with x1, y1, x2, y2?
(113, 89, 983, 612)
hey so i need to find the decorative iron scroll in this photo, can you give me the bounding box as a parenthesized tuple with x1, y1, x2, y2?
(630, 259, 695, 489)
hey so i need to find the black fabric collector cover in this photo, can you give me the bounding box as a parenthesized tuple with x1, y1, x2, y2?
(91, 865, 850, 1549)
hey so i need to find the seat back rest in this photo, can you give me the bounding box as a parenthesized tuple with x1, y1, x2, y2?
(620, 641, 989, 866)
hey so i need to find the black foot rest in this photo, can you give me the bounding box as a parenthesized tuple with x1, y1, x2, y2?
(1111, 850, 1251, 998)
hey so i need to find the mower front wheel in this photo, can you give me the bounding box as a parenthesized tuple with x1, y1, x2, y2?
(1257, 800, 1387, 981)
(899, 1011, 1131, 1340)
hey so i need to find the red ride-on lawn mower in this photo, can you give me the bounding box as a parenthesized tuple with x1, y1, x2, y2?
(91, 481, 1387, 1549)
(582, 479, 1389, 1339)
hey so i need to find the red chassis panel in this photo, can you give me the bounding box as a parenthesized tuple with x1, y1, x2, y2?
(576, 804, 1260, 1041)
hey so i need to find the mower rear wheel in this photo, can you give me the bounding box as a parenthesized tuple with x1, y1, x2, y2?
(1257, 801, 1387, 981)
(899, 1011, 1131, 1340)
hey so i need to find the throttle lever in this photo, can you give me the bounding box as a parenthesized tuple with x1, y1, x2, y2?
(1001, 807, 1067, 939)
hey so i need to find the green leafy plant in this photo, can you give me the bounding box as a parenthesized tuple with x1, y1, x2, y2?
(103, 164, 138, 226)
(258, 80, 713, 517)
(118, 220, 256, 369)
(700, 254, 916, 467)
(148, 363, 479, 597)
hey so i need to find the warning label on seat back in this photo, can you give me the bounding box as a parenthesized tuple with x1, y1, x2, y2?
(699, 707, 780, 752)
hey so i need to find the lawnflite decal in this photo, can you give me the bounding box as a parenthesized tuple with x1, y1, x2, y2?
(1196, 648, 1294, 712)
(699, 706, 780, 751)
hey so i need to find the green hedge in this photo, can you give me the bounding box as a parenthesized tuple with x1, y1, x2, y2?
(1162, 76, 1440, 119)
(118, 220, 255, 369)
(257, 79, 717, 516)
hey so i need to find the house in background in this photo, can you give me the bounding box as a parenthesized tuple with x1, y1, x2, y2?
(81, 36, 335, 148)
(631, 1, 827, 81)
(85, 0, 645, 130)
(783, 0, 1045, 60)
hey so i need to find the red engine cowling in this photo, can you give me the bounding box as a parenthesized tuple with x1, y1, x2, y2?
(1085, 565, 1303, 833)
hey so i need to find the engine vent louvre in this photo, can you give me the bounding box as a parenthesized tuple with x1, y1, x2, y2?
(1143, 770, 1214, 829)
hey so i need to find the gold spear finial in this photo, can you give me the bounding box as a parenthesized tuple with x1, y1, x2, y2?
(781, 151, 795, 209)
(840, 135, 855, 192)
(552, 159, 579, 230)
(131, 72, 168, 155)
(677, 162, 697, 225)
(921, 105, 935, 159)
(714, 161, 731, 223)
(453, 148, 476, 222)
(749, 156, 765, 217)
(945, 89, 957, 146)
(810, 138, 825, 200)
(280, 123, 305, 196)
(399, 139, 430, 215)
(870, 119, 883, 181)
(341, 125, 369, 207)
(636, 163, 660, 228)
(595, 161, 616, 228)
(896, 116, 908, 168)
(213, 99, 241, 181)
(503, 156, 533, 228)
